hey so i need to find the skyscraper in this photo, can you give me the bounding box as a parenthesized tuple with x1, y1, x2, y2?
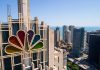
(18, 0, 30, 30)
(72, 28, 85, 57)
(47, 26, 54, 69)
(55, 27, 60, 47)
(63, 25, 68, 43)
(88, 34, 100, 70)
(66, 30, 71, 44)
(69, 25, 75, 44)
(63, 25, 72, 44)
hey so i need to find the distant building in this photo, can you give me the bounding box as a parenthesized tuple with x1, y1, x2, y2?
(66, 30, 71, 44)
(69, 25, 75, 44)
(63, 25, 68, 43)
(54, 27, 60, 47)
(61, 25, 72, 49)
(88, 34, 100, 70)
(72, 28, 85, 57)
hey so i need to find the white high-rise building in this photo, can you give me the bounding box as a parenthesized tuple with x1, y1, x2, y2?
(18, 0, 30, 30)
(47, 26, 54, 69)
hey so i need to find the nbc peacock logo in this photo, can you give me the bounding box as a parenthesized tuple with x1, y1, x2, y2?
(5, 30, 43, 54)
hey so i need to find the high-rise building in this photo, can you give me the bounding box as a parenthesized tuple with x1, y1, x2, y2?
(0, 0, 48, 70)
(0, 23, 48, 70)
(47, 26, 54, 69)
(87, 31, 100, 44)
(55, 27, 60, 47)
(18, 0, 30, 30)
(72, 28, 85, 57)
(63, 25, 68, 43)
(69, 25, 75, 44)
(62, 25, 72, 49)
(66, 30, 71, 44)
(0, 0, 67, 70)
(88, 34, 100, 70)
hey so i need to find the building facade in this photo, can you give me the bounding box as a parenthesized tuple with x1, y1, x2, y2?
(0, 21, 47, 70)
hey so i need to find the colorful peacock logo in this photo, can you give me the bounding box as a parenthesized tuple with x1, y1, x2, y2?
(5, 30, 43, 54)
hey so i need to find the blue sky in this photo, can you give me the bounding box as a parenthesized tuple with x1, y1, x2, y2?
(0, 0, 100, 27)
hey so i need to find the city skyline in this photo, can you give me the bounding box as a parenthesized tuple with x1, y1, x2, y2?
(0, 0, 100, 70)
(0, 0, 100, 27)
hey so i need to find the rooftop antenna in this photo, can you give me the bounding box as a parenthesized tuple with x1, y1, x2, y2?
(7, 4, 11, 17)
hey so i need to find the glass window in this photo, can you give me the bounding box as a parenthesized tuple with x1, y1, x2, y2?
(14, 55, 21, 64)
(12, 23, 19, 35)
(3, 57, 12, 70)
(14, 64, 22, 70)
(2, 30, 9, 43)
(40, 51, 43, 62)
(33, 61, 37, 68)
(33, 53, 37, 60)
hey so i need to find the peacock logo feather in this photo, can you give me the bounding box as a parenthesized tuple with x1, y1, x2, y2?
(5, 30, 43, 54)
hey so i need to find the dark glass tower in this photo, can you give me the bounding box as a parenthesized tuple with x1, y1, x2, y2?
(72, 28, 85, 57)
(88, 34, 100, 70)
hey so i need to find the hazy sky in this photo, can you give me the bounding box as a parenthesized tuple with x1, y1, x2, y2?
(0, 0, 100, 27)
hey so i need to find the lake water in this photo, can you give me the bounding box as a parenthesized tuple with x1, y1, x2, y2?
(84, 27, 100, 32)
